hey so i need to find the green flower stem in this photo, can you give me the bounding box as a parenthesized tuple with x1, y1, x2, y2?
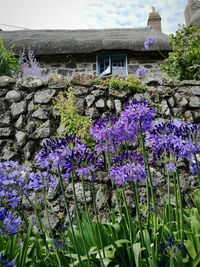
(43, 189, 53, 237)
(42, 191, 63, 267)
(131, 182, 150, 266)
(167, 173, 172, 235)
(173, 173, 180, 238)
(176, 172, 184, 244)
(131, 182, 145, 246)
(16, 207, 29, 228)
(139, 122, 158, 267)
(91, 179, 106, 259)
(121, 188, 134, 267)
(71, 173, 92, 267)
(139, 124, 150, 227)
(25, 195, 49, 251)
(194, 153, 200, 187)
(57, 169, 82, 267)
(80, 175, 106, 267)
(105, 152, 123, 220)
(114, 190, 123, 219)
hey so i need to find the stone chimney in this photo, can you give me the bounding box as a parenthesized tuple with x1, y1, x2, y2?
(185, 0, 200, 25)
(147, 7, 162, 32)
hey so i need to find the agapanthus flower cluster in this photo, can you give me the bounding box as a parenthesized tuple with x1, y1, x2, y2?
(0, 207, 21, 236)
(28, 172, 57, 191)
(90, 101, 156, 155)
(116, 100, 156, 141)
(144, 36, 158, 50)
(0, 161, 32, 208)
(109, 151, 146, 186)
(0, 252, 15, 267)
(160, 237, 182, 255)
(135, 66, 148, 77)
(36, 134, 103, 180)
(0, 161, 56, 209)
(146, 119, 199, 163)
(90, 116, 121, 153)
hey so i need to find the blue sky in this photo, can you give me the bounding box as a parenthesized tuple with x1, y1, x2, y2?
(0, 0, 186, 34)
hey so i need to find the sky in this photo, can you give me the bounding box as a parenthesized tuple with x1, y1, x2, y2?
(0, 0, 187, 34)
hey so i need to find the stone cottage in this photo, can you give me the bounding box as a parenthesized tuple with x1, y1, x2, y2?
(0, 0, 200, 80)
(0, 8, 170, 80)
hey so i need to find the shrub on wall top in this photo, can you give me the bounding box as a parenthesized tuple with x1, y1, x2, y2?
(161, 25, 200, 80)
(94, 76, 146, 94)
(0, 38, 19, 77)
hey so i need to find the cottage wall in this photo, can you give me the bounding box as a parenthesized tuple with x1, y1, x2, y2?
(38, 53, 165, 80)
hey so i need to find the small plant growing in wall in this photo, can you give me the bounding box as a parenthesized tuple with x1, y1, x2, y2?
(19, 49, 47, 79)
(161, 25, 200, 80)
(54, 91, 94, 146)
(0, 38, 19, 76)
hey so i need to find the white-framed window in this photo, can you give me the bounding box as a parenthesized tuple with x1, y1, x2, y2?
(97, 54, 127, 77)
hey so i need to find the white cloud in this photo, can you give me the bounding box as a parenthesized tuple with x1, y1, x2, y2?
(0, 0, 186, 33)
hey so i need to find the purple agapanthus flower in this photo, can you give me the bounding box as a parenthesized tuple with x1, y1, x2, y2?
(0, 252, 15, 267)
(0, 207, 21, 236)
(135, 66, 148, 77)
(109, 150, 146, 186)
(144, 37, 158, 50)
(28, 172, 57, 191)
(90, 100, 156, 155)
(116, 100, 156, 140)
(36, 134, 103, 180)
(90, 115, 121, 153)
(165, 162, 177, 174)
(0, 161, 56, 209)
(0, 161, 32, 208)
(146, 119, 198, 163)
(109, 162, 146, 186)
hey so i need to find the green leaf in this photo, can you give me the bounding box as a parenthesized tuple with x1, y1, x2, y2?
(185, 240, 197, 259)
(192, 251, 200, 267)
(132, 242, 141, 267)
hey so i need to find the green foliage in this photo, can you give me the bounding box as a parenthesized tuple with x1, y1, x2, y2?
(54, 91, 94, 146)
(0, 38, 19, 77)
(94, 76, 146, 94)
(161, 25, 200, 80)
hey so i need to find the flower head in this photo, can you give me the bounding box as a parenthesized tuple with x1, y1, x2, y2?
(144, 37, 157, 50)
(36, 134, 103, 180)
(117, 100, 156, 141)
(0, 252, 15, 267)
(165, 162, 177, 174)
(135, 66, 148, 77)
(109, 150, 146, 186)
(146, 119, 198, 162)
(90, 115, 121, 153)
(0, 207, 21, 236)
(0, 161, 56, 209)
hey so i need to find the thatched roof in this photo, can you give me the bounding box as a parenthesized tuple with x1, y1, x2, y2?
(0, 28, 170, 55)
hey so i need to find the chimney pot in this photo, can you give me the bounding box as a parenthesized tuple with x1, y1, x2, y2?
(147, 7, 162, 32)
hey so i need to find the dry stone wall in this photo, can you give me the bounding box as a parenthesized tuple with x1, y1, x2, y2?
(0, 74, 200, 229)
(0, 74, 200, 163)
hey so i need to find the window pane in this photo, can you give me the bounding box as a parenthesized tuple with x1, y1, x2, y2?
(98, 56, 110, 75)
(112, 59, 124, 67)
